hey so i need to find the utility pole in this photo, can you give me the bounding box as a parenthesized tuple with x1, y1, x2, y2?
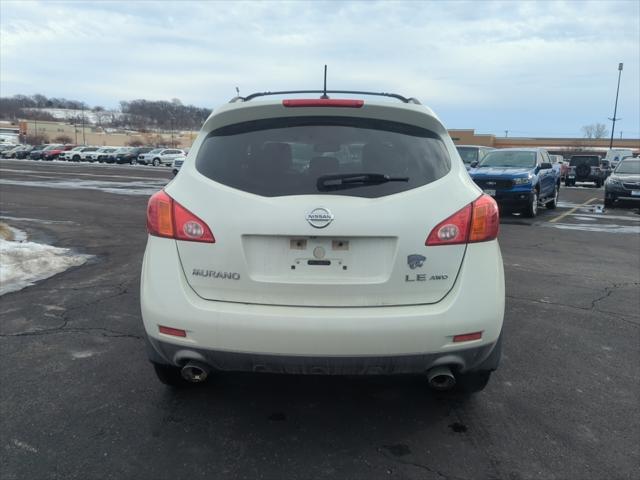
(81, 105, 86, 145)
(608, 62, 623, 149)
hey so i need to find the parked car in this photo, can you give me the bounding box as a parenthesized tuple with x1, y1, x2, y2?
(118, 147, 154, 165)
(15, 145, 37, 159)
(566, 155, 607, 187)
(59, 146, 97, 162)
(43, 144, 76, 160)
(549, 154, 569, 180)
(97, 147, 118, 163)
(469, 147, 560, 217)
(85, 147, 115, 162)
(604, 158, 640, 207)
(76, 147, 100, 161)
(0, 145, 25, 158)
(456, 145, 495, 170)
(0, 144, 18, 153)
(30, 144, 61, 160)
(171, 156, 185, 175)
(139, 148, 186, 166)
(142, 91, 504, 394)
(604, 148, 633, 169)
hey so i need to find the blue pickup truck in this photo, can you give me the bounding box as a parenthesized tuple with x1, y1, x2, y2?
(468, 148, 561, 217)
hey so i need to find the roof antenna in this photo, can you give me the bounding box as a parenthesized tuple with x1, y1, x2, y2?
(320, 65, 329, 99)
(235, 86, 240, 96)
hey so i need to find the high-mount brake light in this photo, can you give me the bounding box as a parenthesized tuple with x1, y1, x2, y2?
(426, 194, 499, 246)
(282, 99, 364, 108)
(147, 191, 215, 243)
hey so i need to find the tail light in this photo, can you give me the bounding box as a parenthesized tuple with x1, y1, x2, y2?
(147, 190, 215, 243)
(426, 194, 499, 246)
(283, 99, 364, 108)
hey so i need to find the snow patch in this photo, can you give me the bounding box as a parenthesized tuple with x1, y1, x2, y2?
(0, 178, 165, 196)
(546, 223, 640, 234)
(0, 233, 92, 296)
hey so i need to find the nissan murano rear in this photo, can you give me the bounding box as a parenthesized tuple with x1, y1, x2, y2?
(141, 91, 504, 394)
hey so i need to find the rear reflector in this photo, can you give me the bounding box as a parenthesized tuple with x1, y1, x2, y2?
(426, 194, 499, 246)
(158, 325, 187, 337)
(283, 99, 364, 108)
(453, 331, 482, 343)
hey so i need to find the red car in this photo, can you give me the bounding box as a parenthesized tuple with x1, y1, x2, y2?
(42, 144, 76, 160)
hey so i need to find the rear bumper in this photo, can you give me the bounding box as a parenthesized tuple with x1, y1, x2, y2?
(146, 334, 501, 374)
(140, 236, 505, 371)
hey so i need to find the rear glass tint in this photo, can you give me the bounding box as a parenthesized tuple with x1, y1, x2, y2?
(195, 116, 450, 198)
(570, 156, 599, 167)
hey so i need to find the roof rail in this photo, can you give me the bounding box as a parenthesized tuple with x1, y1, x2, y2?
(231, 90, 421, 105)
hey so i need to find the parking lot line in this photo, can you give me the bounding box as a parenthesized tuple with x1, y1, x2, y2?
(549, 197, 598, 223)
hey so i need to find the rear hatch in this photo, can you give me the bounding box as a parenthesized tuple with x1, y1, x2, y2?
(169, 108, 473, 307)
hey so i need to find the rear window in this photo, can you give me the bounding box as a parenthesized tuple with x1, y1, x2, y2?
(195, 116, 451, 198)
(456, 147, 478, 164)
(570, 156, 599, 167)
(479, 150, 536, 168)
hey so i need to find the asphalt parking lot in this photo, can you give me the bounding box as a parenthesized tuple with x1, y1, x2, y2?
(0, 159, 638, 480)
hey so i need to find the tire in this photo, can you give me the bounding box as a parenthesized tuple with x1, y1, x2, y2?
(564, 179, 571, 187)
(72, 155, 80, 162)
(152, 158, 161, 167)
(523, 190, 538, 218)
(130, 158, 137, 165)
(152, 363, 189, 387)
(604, 196, 615, 208)
(545, 184, 559, 209)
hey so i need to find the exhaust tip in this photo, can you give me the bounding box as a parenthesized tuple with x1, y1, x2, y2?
(181, 361, 210, 383)
(427, 365, 456, 391)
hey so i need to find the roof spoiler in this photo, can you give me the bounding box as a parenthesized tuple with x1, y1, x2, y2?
(229, 90, 421, 105)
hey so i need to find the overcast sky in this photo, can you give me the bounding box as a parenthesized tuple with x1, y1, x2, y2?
(1, 0, 639, 138)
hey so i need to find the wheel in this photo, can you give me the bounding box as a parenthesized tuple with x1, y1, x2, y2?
(130, 158, 137, 165)
(73, 155, 80, 162)
(152, 158, 161, 166)
(523, 190, 538, 217)
(152, 363, 189, 387)
(564, 179, 571, 187)
(604, 196, 615, 208)
(545, 184, 559, 209)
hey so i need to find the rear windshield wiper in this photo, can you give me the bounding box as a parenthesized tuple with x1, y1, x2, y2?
(317, 173, 409, 191)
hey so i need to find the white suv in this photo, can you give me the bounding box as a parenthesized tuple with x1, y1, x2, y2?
(141, 91, 504, 393)
(138, 148, 186, 166)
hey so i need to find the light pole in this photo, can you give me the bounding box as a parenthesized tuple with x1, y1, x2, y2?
(81, 105, 86, 145)
(608, 62, 623, 150)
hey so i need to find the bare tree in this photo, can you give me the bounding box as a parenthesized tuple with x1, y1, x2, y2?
(25, 133, 49, 145)
(581, 123, 608, 139)
(53, 135, 73, 144)
(126, 138, 145, 147)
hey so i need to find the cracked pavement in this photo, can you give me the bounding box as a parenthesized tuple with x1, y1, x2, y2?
(0, 160, 639, 480)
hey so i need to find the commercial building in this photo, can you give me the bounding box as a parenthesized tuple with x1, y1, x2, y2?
(3, 120, 638, 156)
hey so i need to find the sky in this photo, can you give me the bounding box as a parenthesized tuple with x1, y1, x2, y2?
(1, 0, 639, 138)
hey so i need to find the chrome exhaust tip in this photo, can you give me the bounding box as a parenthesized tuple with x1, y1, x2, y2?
(181, 361, 210, 383)
(427, 365, 456, 391)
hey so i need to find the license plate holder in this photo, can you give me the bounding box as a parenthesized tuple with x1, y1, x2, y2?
(631, 190, 640, 197)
